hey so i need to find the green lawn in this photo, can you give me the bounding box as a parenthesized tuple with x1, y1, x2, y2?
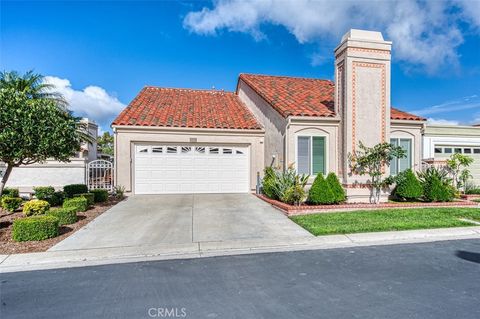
(290, 208, 480, 236)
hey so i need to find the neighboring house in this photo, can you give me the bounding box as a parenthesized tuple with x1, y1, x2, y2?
(112, 29, 426, 202)
(3, 119, 98, 194)
(423, 125, 480, 185)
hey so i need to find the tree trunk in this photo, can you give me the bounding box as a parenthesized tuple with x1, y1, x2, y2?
(0, 164, 13, 197)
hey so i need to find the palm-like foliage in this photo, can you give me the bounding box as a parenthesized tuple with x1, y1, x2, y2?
(0, 70, 93, 143)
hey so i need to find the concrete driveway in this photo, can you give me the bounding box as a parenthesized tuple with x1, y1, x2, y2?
(50, 194, 312, 251)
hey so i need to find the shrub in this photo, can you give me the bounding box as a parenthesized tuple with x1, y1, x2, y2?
(33, 187, 64, 206)
(46, 207, 78, 225)
(74, 193, 94, 206)
(326, 172, 346, 204)
(1, 196, 23, 212)
(114, 185, 125, 199)
(12, 215, 59, 241)
(63, 197, 88, 212)
(2, 187, 19, 198)
(63, 184, 88, 198)
(22, 199, 50, 216)
(394, 169, 423, 201)
(308, 174, 336, 205)
(418, 167, 455, 202)
(90, 189, 109, 203)
(262, 167, 278, 200)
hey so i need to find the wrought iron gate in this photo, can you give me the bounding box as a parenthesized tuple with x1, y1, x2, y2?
(87, 160, 114, 192)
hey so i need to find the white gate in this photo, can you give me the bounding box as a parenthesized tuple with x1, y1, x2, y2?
(87, 160, 114, 192)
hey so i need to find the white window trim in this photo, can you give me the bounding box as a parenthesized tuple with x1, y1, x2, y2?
(390, 137, 414, 175)
(295, 134, 329, 176)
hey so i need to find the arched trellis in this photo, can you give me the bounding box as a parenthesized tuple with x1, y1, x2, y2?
(87, 160, 114, 192)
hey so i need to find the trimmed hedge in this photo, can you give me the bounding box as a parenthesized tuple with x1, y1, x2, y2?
(33, 186, 65, 206)
(90, 189, 109, 203)
(63, 184, 88, 198)
(1, 196, 23, 212)
(74, 193, 94, 206)
(23, 199, 50, 216)
(12, 215, 59, 241)
(46, 207, 78, 225)
(394, 169, 423, 201)
(63, 197, 88, 212)
(308, 174, 336, 205)
(326, 172, 346, 204)
(2, 187, 19, 198)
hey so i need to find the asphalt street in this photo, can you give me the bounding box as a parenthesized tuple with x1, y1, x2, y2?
(1, 239, 480, 319)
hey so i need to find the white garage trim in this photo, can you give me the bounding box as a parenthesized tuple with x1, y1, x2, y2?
(133, 144, 250, 194)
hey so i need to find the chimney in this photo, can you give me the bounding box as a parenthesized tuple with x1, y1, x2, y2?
(334, 29, 392, 192)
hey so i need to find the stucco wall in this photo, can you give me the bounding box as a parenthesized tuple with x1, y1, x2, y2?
(5, 159, 87, 192)
(114, 127, 265, 193)
(237, 80, 287, 169)
(390, 121, 424, 173)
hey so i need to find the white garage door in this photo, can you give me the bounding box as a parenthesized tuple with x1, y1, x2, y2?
(134, 145, 250, 194)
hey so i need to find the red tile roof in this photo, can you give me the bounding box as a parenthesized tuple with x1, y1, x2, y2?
(238, 73, 425, 121)
(238, 74, 335, 117)
(391, 107, 425, 121)
(112, 87, 262, 130)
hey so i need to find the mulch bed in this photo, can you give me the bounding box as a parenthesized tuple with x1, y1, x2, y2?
(0, 197, 123, 254)
(257, 194, 479, 216)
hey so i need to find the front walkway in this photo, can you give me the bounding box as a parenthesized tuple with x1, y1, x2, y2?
(49, 194, 312, 251)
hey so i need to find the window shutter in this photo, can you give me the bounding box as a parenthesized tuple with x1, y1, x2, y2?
(297, 137, 311, 174)
(312, 137, 325, 175)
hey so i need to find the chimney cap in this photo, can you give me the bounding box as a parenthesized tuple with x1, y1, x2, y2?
(341, 29, 385, 42)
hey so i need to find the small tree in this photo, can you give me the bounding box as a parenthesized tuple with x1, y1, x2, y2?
(326, 172, 346, 203)
(0, 89, 81, 196)
(394, 169, 423, 201)
(97, 131, 114, 156)
(349, 142, 406, 204)
(446, 153, 474, 192)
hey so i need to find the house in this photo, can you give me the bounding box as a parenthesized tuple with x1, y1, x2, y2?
(3, 118, 99, 195)
(112, 29, 427, 202)
(423, 124, 480, 185)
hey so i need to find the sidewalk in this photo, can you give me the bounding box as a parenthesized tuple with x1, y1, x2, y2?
(1, 226, 480, 273)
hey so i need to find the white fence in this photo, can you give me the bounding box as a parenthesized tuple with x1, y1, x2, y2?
(87, 160, 114, 192)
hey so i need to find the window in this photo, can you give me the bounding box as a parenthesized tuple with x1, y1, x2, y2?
(464, 148, 472, 154)
(195, 147, 205, 154)
(137, 147, 148, 153)
(444, 148, 452, 154)
(454, 148, 462, 154)
(181, 146, 192, 154)
(390, 138, 412, 175)
(166, 146, 177, 154)
(209, 147, 219, 154)
(474, 149, 480, 154)
(152, 147, 163, 153)
(222, 148, 233, 154)
(434, 148, 442, 154)
(297, 136, 326, 175)
(236, 150, 244, 154)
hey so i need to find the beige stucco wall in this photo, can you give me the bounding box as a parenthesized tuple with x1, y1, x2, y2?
(113, 126, 265, 194)
(390, 120, 424, 173)
(237, 80, 287, 169)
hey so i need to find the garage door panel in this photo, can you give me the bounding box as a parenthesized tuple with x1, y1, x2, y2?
(135, 145, 249, 194)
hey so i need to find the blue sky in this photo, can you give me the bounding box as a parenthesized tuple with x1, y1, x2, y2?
(1, 0, 480, 132)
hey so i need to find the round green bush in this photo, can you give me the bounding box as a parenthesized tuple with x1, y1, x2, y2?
(394, 169, 423, 201)
(308, 174, 336, 205)
(2, 187, 19, 198)
(12, 215, 59, 242)
(74, 193, 94, 206)
(326, 172, 346, 204)
(22, 199, 50, 216)
(63, 184, 88, 198)
(33, 186, 64, 206)
(90, 189, 109, 203)
(63, 197, 88, 212)
(1, 196, 23, 212)
(46, 207, 78, 225)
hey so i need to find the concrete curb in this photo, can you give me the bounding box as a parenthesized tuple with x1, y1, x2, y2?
(1, 226, 480, 273)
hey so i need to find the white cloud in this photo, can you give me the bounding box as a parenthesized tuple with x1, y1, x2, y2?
(44, 76, 125, 128)
(183, 0, 479, 73)
(412, 95, 480, 116)
(427, 118, 460, 125)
